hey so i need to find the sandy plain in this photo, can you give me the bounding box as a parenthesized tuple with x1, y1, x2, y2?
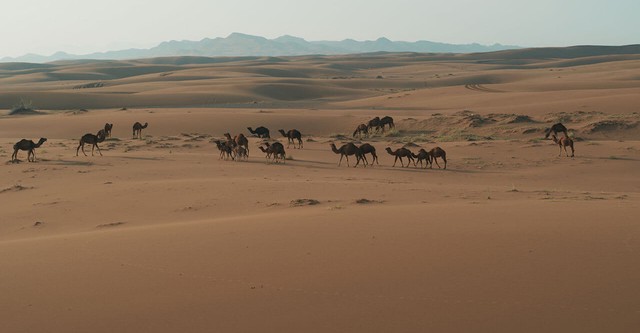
(1, 48, 639, 332)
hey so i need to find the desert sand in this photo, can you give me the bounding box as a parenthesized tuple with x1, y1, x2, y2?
(1, 49, 639, 332)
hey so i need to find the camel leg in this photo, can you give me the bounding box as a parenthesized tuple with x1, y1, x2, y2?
(570, 145, 575, 157)
(338, 154, 344, 166)
(79, 143, 88, 156)
(392, 156, 398, 167)
(399, 157, 405, 167)
(345, 155, 350, 167)
(434, 157, 441, 169)
(12, 149, 18, 161)
(95, 143, 103, 156)
(29, 150, 36, 162)
(362, 155, 369, 166)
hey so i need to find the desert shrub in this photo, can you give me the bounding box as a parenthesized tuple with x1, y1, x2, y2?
(9, 99, 40, 115)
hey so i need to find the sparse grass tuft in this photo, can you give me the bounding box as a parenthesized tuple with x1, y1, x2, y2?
(9, 99, 41, 115)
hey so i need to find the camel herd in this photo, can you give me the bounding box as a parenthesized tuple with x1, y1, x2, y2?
(353, 116, 395, 138)
(9, 117, 575, 168)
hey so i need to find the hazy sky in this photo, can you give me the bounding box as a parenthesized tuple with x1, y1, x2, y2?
(1, 0, 638, 58)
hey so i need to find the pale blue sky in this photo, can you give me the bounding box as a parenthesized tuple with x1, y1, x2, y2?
(1, 0, 638, 58)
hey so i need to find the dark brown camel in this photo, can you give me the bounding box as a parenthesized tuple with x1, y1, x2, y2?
(77, 130, 106, 156)
(132, 122, 148, 139)
(104, 123, 113, 138)
(224, 132, 249, 156)
(367, 116, 381, 134)
(385, 147, 415, 167)
(259, 142, 286, 163)
(353, 123, 368, 138)
(236, 146, 248, 160)
(330, 143, 365, 167)
(278, 129, 303, 149)
(379, 116, 395, 132)
(428, 147, 447, 169)
(544, 123, 568, 139)
(12, 138, 47, 162)
(214, 140, 235, 160)
(411, 149, 432, 169)
(551, 135, 574, 157)
(247, 126, 270, 138)
(359, 143, 378, 166)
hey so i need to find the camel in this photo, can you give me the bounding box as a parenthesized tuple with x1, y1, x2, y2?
(224, 132, 249, 156)
(427, 147, 447, 169)
(367, 116, 381, 134)
(236, 146, 248, 161)
(12, 137, 47, 162)
(551, 134, 575, 157)
(329, 143, 365, 167)
(278, 129, 303, 149)
(259, 142, 286, 163)
(411, 149, 432, 169)
(132, 122, 148, 139)
(104, 123, 113, 138)
(379, 116, 395, 132)
(77, 130, 106, 156)
(359, 143, 378, 166)
(247, 126, 270, 139)
(214, 140, 235, 160)
(385, 147, 415, 167)
(544, 123, 568, 139)
(352, 123, 368, 138)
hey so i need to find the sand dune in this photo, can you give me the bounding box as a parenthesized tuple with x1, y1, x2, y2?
(1, 50, 640, 332)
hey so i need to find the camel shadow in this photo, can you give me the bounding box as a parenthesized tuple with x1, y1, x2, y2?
(120, 156, 167, 161)
(23, 159, 95, 166)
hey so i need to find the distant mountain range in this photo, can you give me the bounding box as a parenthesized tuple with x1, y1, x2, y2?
(0, 33, 521, 63)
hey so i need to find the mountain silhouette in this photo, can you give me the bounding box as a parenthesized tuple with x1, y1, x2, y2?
(1, 33, 520, 63)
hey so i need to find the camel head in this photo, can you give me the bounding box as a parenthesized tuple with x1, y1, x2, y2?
(36, 138, 48, 147)
(278, 129, 287, 136)
(385, 147, 394, 154)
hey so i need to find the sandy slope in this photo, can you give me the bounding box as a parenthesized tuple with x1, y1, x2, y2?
(1, 51, 640, 332)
